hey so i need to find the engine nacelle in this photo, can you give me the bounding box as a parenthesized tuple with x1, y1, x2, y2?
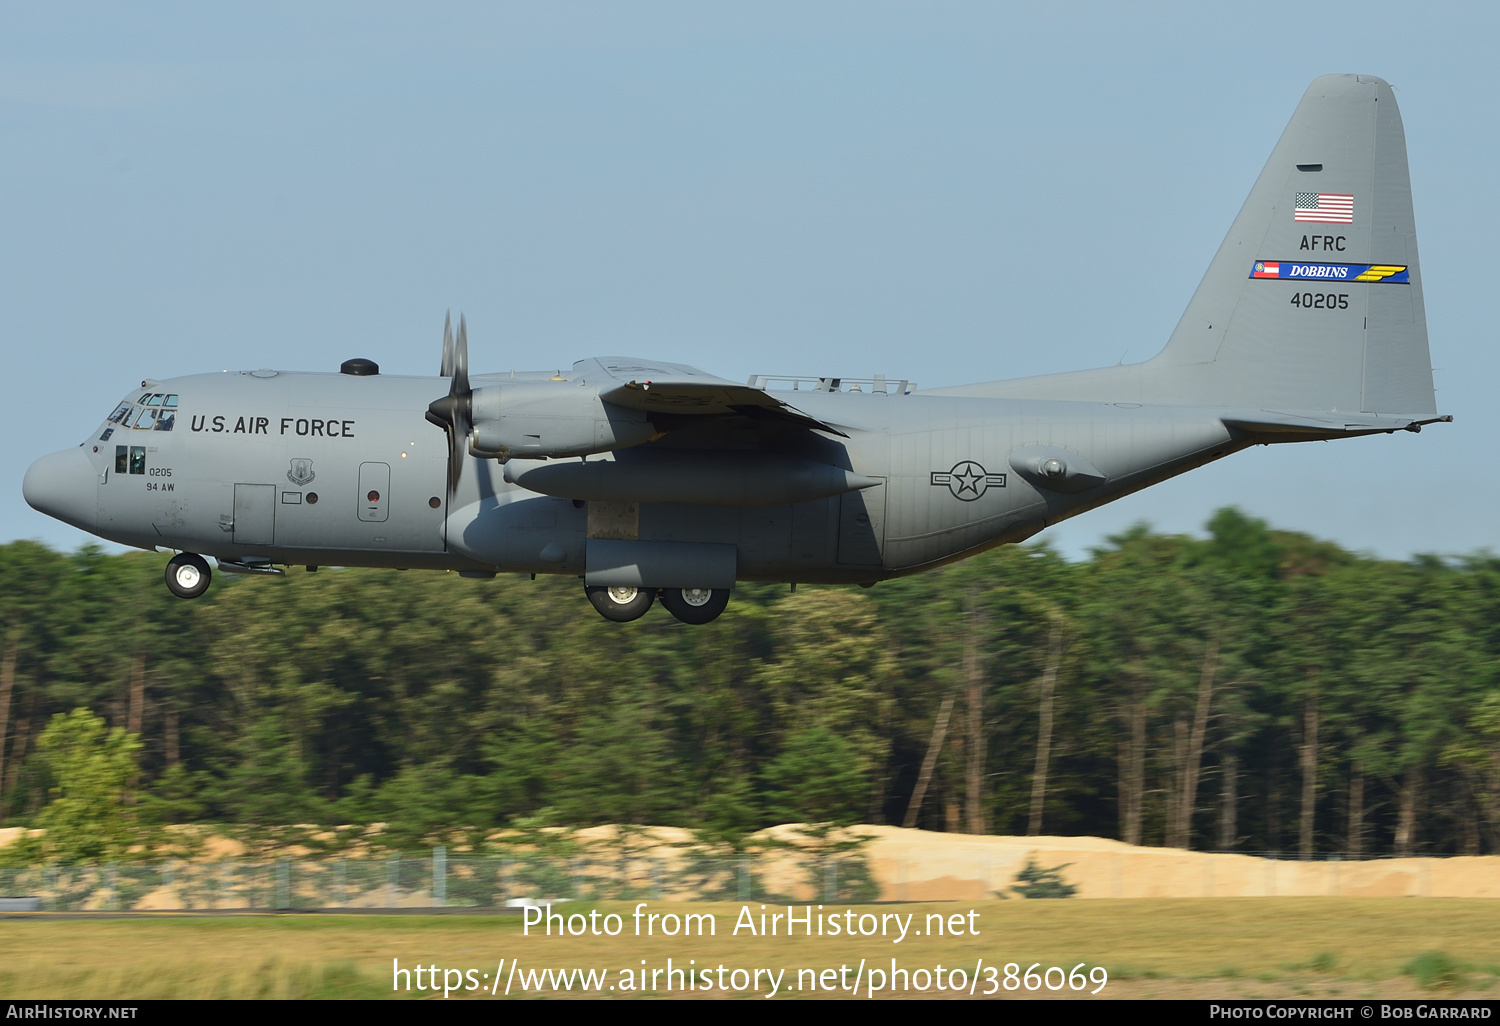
(467, 382, 656, 460)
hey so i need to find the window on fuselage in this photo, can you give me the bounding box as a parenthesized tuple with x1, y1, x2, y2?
(113, 444, 147, 474)
(108, 402, 134, 424)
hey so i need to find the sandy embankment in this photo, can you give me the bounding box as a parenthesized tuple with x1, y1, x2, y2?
(847, 827, 1500, 900)
(3, 823, 1497, 905)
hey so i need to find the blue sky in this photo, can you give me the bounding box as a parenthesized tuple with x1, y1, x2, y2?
(4, 2, 1495, 560)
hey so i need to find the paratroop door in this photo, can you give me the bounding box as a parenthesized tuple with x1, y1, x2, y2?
(232, 484, 275, 546)
(836, 481, 886, 567)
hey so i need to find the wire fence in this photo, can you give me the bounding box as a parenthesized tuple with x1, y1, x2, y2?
(0, 847, 1481, 910)
(0, 850, 880, 911)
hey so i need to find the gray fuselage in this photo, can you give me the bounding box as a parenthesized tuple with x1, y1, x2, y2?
(40, 366, 1246, 584)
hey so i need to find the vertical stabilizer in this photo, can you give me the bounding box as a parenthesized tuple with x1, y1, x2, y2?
(937, 76, 1436, 415)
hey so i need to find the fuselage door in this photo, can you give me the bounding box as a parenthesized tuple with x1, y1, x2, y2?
(232, 484, 276, 547)
(836, 479, 887, 567)
(358, 462, 390, 523)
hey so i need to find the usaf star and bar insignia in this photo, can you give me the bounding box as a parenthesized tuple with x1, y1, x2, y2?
(931, 461, 1007, 501)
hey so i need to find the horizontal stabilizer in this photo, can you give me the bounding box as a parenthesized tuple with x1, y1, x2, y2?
(1222, 410, 1452, 441)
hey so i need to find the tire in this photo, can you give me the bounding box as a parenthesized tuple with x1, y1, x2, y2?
(659, 587, 730, 625)
(585, 585, 657, 622)
(164, 553, 212, 599)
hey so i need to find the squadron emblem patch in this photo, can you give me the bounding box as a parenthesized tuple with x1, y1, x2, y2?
(931, 461, 1006, 501)
(287, 458, 316, 487)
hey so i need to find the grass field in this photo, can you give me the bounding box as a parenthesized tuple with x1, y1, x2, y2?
(2, 899, 1498, 999)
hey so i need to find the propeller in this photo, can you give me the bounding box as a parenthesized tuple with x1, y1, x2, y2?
(425, 313, 471, 499)
(439, 312, 456, 377)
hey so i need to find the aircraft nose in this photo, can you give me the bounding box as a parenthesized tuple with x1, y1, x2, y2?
(23, 447, 99, 531)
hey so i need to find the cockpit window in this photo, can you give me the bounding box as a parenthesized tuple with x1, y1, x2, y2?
(132, 407, 174, 431)
(110, 394, 177, 430)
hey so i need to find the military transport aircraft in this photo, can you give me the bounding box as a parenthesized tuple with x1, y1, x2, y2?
(24, 75, 1447, 624)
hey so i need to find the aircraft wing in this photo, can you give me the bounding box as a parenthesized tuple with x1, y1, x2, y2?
(577, 357, 846, 436)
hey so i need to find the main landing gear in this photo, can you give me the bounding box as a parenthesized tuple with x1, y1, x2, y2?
(586, 585, 658, 622)
(659, 587, 731, 625)
(164, 552, 212, 599)
(584, 585, 731, 625)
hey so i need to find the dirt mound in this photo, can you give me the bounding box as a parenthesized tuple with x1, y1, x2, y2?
(857, 826, 1500, 900)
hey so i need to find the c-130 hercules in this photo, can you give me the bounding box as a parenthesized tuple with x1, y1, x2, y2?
(25, 75, 1447, 624)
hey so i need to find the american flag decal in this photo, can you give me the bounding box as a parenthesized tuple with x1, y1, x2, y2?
(1294, 192, 1353, 223)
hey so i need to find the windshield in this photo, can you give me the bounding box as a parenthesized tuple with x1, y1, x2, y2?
(102, 394, 178, 438)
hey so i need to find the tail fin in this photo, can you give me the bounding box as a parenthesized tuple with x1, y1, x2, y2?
(940, 75, 1436, 416)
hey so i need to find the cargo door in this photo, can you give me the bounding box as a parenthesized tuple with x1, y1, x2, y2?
(358, 462, 390, 522)
(232, 484, 276, 547)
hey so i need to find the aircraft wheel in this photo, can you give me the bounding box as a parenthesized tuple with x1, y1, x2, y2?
(585, 585, 657, 622)
(659, 587, 730, 625)
(164, 553, 212, 599)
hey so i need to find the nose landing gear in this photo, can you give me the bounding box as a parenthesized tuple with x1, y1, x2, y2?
(164, 552, 212, 599)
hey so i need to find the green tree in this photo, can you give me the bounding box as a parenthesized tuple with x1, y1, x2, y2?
(761, 726, 868, 828)
(752, 590, 898, 821)
(1010, 856, 1078, 898)
(24, 708, 141, 862)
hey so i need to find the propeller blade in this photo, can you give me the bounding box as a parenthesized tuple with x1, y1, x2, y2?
(446, 403, 469, 497)
(453, 314, 469, 395)
(440, 311, 455, 377)
(425, 312, 474, 499)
